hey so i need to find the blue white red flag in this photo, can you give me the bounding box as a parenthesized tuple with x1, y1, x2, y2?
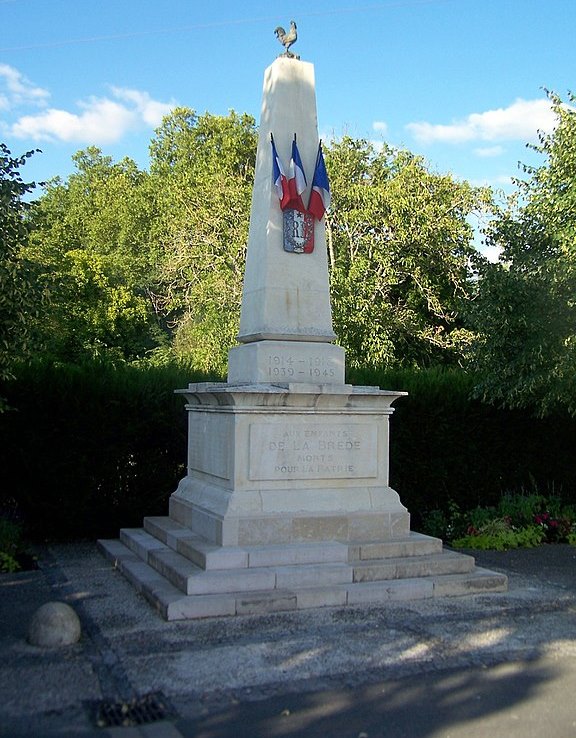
(308, 141, 331, 221)
(285, 135, 307, 213)
(271, 133, 290, 210)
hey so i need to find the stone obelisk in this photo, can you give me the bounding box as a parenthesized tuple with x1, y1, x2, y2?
(228, 57, 345, 385)
(99, 44, 507, 620)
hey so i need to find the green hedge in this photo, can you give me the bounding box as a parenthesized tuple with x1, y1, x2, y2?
(348, 366, 576, 529)
(0, 360, 210, 540)
(1, 361, 575, 541)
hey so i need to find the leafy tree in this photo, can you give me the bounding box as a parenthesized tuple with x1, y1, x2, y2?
(27, 147, 162, 362)
(0, 144, 43, 390)
(25, 118, 489, 374)
(325, 138, 489, 368)
(469, 92, 576, 416)
(147, 108, 257, 373)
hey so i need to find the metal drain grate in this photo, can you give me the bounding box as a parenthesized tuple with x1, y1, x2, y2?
(88, 691, 176, 728)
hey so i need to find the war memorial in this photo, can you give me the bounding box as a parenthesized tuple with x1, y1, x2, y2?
(99, 31, 507, 619)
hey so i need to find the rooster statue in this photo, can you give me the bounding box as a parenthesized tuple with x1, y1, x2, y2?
(274, 21, 299, 59)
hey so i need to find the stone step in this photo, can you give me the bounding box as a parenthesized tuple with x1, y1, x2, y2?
(147, 546, 355, 595)
(142, 517, 443, 568)
(350, 532, 443, 561)
(432, 568, 509, 597)
(352, 550, 475, 583)
(144, 518, 250, 570)
(118, 527, 473, 594)
(98, 539, 237, 619)
(142, 517, 353, 569)
(120, 527, 168, 562)
(143, 516, 202, 549)
(98, 539, 507, 621)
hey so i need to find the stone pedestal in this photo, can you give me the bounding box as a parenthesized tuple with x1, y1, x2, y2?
(169, 383, 409, 547)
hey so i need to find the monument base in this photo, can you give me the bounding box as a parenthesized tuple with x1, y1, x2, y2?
(169, 382, 409, 546)
(98, 382, 508, 620)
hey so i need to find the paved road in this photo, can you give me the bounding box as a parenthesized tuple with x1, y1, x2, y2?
(1, 543, 575, 737)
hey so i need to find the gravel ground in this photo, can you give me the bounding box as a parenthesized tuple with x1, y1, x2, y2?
(1, 542, 575, 737)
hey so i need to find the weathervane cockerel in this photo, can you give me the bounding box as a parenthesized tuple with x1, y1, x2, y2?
(274, 21, 299, 58)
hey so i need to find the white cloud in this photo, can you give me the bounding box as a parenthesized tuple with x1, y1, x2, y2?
(10, 86, 177, 144)
(0, 63, 50, 108)
(372, 120, 388, 135)
(110, 87, 175, 127)
(474, 145, 505, 158)
(406, 98, 556, 145)
(12, 98, 136, 144)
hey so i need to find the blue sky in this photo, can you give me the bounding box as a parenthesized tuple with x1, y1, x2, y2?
(1, 0, 574, 204)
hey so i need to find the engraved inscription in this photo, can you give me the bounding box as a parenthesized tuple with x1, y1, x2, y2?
(249, 423, 378, 480)
(267, 354, 336, 380)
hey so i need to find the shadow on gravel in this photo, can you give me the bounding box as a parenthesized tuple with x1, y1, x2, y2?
(182, 657, 558, 738)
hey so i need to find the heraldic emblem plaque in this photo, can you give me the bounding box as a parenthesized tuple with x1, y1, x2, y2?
(282, 208, 315, 253)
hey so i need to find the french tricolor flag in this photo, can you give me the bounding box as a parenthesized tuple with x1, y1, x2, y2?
(308, 141, 331, 221)
(285, 135, 307, 213)
(271, 133, 289, 210)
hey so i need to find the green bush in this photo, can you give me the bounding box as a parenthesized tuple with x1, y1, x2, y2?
(423, 491, 576, 549)
(0, 358, 211, 541)
(350, 367, 576, 528)
(452, 526, 545, 551)
(0, 518, 24, 572)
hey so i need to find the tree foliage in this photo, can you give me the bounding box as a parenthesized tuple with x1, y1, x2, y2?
(22, 114, 491, 374)
(0, 145, 43, 387)
(469, 91, 576, 415)
(325, 137, 489, 368)
(27, 147, 162, 362)
(147, 108, 257, 373)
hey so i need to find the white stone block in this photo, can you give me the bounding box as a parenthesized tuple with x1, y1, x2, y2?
(235, 590, 297, 615)
(248, 421, 378, 482)
(120, 557, 166, 596)
(236, 58, 335, 346)
(348, 578, 433, 604)
(296, 586, 348, 609)
(186, 567, 277, 596)
(120, 529, 167, 562)
(247, 541, 348, 568)
(148, 549, 199, 593)
(166, 594, 237, 620)
(275, 563, 352, 588)
(228, 340, 345, 385)
(176, 538, 249, 570)
(432, 569, 508, 597)
(356, 534, 443, 561)
(143, 516, 192, 549)
(98, 538, 133, 565)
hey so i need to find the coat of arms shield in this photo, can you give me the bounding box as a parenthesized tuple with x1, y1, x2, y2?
(282, 208, 314, 253)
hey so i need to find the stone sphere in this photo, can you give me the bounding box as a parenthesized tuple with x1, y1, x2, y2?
(28, 601, 81, 647)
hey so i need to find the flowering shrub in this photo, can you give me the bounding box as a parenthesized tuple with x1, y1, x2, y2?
(421, 493, 576, 550)
(533, 512, 573, 543)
